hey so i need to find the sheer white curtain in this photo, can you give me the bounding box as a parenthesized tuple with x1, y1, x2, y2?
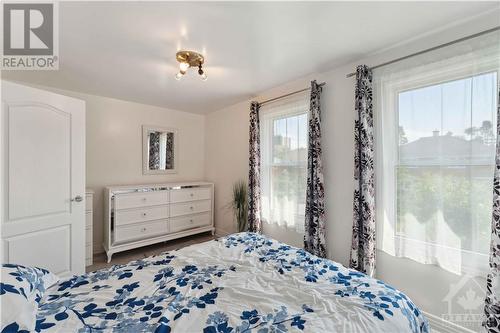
(260, 92, 309, 233)
(375, 31, 500, 276)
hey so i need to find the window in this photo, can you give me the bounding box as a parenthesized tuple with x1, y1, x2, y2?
(260, 94, 309, 232)
(397, 73, 496, 255)
(376, 49, 499, 276)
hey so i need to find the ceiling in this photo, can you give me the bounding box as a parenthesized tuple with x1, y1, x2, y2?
(3, 2, 499, 114)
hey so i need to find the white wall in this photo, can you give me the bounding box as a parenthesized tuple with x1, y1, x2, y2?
(205, 10, 499, 329)
(84, 93, 205, 254)
(205, 100, 249, 236)
(4, 83, 206, 254)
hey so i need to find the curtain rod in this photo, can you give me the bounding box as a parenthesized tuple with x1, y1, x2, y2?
(259, 82, 326, 106)
(345, 26, 500, 78)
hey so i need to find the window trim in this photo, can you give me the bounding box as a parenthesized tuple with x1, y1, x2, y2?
(260, 101, 309, 232)
(268, 110, 309, 167)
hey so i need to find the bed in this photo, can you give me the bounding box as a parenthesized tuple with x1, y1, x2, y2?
(9, 232, 430, 332)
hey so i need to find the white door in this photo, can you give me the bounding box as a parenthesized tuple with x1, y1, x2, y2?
(1, 81, 86, 276)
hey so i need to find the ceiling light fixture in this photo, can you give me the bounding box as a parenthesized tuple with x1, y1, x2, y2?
(175, 50, 207, 81)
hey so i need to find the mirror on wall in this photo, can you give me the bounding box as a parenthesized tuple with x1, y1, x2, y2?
(142, 125, 178, 174)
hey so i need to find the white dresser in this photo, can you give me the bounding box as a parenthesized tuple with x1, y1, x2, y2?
(104, 182, 214, 262)
(85, 189, 94, 266)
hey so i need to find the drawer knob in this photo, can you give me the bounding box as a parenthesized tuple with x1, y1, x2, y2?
(142, 212, 147, 217)
(190, 206, 194, 210)
(190, 193, 194, 197)
(189, 219, 193, 223)
(142, 198, 147, 201)
(141, 227, 147, 232)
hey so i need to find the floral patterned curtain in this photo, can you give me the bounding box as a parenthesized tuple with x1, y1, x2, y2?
(349, 65, 376, 277)
(484, 86, 500, 332)
(248, 101, 262, 233)
(303, 80, 326, 258)
(149, 132, 160, 169)
(165, 132, 174, 170)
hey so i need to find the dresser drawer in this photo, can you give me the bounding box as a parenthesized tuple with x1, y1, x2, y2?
(170, 200, 211, 217)
(170, 213, 211, 233)
(115, 205, 169, 226)
(114, 190, 169, 210)
(85, 227, 92, 245)
(170, 187, 211, 203)
(114, 219, 168, 244)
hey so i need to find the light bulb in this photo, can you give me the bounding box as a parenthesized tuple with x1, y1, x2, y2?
(175, 72, 183, 80)
(179, 62, 190, 72)
(200, 73, 207, 81)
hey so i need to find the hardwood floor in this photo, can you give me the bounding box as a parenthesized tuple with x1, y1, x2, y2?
(86, 232, 215, 272)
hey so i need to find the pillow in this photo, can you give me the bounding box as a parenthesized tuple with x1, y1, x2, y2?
(1, 264, 59, 332)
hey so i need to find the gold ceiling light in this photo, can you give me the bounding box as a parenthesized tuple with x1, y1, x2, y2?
(175, 50, 207, 81)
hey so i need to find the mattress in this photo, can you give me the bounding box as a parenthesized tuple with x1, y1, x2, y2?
(35, 232, 429, 332)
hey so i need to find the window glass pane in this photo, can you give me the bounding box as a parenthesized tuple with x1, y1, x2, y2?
(262, 108, 308, 232)
(273, 118, 286, 164)
(471, 73, 497, 146)
(298, 113, 308, 164)
(272, 114, 306, 165)
(270, 165, 307, 228)
(398, 84, 442, 147)
(441, 77, 471, 142)
(287, 115, 299, 163)
(396, 72, 497, 255)
(397, 165, 493, 254)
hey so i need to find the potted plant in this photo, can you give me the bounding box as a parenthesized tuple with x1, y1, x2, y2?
(229, 180, 248, 232)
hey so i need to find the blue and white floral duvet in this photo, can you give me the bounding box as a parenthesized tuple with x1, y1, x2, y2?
(35, 233, 429, 332)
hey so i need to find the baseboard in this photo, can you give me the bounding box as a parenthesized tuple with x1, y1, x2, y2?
(424, 311, 477, 333)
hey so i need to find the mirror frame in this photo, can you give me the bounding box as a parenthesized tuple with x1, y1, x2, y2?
(142, 125, 178, 175)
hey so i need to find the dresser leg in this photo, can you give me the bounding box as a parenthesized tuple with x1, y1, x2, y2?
(107, 252, 113, 263)
(211, 229, 215, 236)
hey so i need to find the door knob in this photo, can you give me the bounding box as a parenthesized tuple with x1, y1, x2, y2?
(71, 195, 83, 202)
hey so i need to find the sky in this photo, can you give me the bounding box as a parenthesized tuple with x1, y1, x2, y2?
(398, 72, 497, 143)
(273, 112, 308, 159)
